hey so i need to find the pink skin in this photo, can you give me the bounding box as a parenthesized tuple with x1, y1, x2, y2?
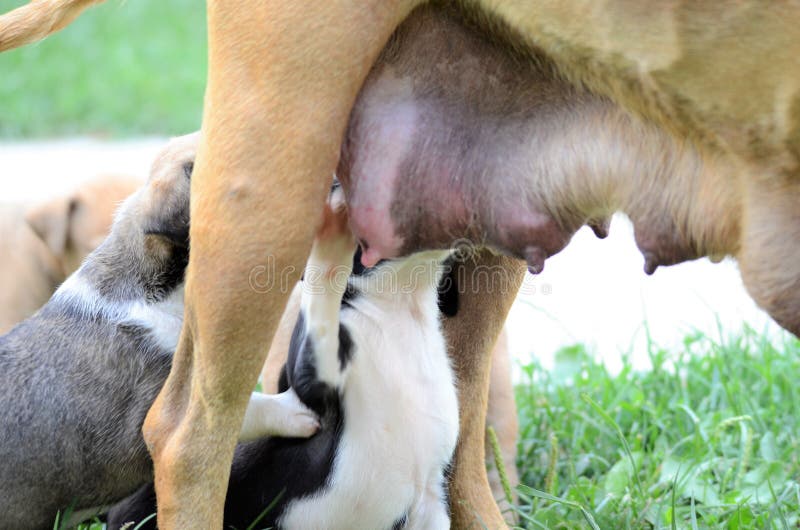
(337, 5, 709, 276)
(340, 96, 417, 268)
(337, 6, 584, 272)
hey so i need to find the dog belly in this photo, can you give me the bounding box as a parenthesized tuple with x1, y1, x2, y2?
(338, 5, 737, 275)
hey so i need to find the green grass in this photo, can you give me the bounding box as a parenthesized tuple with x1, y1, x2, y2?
(58, 328, 799, 530)
(506, 327, 800, 529)
(0, 0, 205, 138)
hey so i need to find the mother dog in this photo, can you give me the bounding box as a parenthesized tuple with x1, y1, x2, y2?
(2, 1, 799, 528)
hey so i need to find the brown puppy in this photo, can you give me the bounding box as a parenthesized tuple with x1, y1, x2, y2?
(0, 176, 142, 334)
(3, 1, 800, 528)
(260, 284, 521, 513)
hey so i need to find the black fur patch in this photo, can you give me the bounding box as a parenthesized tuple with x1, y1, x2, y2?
(442, 458, 454, 512)
(351, 246, 368, 276)
(437, 258, 459, 317)
(341, 282, 360, 308)
(182, 161, 194, 180)
(392, 514, 409, 529)
(288, 313, 338, 414)
(105, 485, 156, 529)
(142, 242, 188, 303)
(338, 324, 354, 370)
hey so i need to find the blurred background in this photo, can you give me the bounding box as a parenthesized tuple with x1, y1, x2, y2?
(0, 0, 788, 374)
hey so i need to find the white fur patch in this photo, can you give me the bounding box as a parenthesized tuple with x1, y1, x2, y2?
(53, 273, 184, 351)
(279, 252, 458, 530)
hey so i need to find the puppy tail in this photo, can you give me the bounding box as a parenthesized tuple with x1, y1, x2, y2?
(0, 0, 105, 52)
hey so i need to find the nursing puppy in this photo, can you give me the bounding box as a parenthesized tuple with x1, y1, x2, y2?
(260, 287, 520, 511)
(0, 133, 318, 530)
(108, 192, 459, 529)
(0, 175, 142, 334)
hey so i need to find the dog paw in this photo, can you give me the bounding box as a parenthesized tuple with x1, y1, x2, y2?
(239, 390, 320, 442)
(269, 388, 321, 438)
(312, 190, 356, 268)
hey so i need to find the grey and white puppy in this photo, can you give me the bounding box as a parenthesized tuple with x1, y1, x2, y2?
(0, 132, 318, 530)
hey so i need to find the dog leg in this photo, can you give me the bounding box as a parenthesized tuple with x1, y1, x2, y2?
(405, 479, 451, 530)
(140, 2, 418, 528)
(296, 197, 356, 388)
(238, 389, 320, 442)
(485, 327, 520, 515)
(443, 252, 525, 529)
(737, 173, 800, 337)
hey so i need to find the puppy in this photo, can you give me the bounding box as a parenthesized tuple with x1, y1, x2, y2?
(260, 286, 520, 512)
(108, 191, 459, 529)
(0, 133, 318, 530)
(0, 175, 141, 334)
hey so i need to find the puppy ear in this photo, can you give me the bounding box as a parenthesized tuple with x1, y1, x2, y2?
(143, 232, 183, 261)
(25, 196, 77, 258)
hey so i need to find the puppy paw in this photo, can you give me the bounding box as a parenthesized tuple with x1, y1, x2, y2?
(269, 388, 321, 438)
(312, 189, 356, 269)
(239, 389, 320, 442)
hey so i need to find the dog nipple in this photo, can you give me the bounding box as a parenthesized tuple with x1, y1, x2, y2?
(525, 246, 547, 275)
(360, 245, 383, 268)
(588, 218, 611, 239)
(643, 253, 659, 275)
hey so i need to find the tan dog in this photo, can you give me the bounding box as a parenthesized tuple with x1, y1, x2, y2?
(0, 175, 142, 334)
(260, 284, 520, 511)
(3, 1, 800, 529)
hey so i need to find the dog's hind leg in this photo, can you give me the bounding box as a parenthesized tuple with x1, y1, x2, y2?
(443, 252, 525, 529)
(737, 174, 800, 337)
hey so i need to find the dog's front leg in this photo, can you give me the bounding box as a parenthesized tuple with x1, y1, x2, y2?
(140, 1, 419, 528)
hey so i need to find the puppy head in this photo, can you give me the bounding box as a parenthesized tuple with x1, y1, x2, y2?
(25, 175, 143, 275)
(137, 132, 198, 256)
(63, 133, 201, 303)
(101, 132, 199, 301)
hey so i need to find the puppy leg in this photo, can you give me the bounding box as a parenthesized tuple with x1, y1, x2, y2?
(290, 197, 356, 394)
(405, 480, 451, 530)
(140, 4, 415, 527)
(238, 389, 319, 442)
(443, 252, 525, 529)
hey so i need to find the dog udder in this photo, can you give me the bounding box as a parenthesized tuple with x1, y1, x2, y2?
(339, 91, 417, 267)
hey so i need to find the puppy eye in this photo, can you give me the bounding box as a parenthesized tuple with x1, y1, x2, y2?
(183, 162, 194, 179)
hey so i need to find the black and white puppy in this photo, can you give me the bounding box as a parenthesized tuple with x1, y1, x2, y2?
(108, 191, 459, 529)
(0, 133, 318, 530)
